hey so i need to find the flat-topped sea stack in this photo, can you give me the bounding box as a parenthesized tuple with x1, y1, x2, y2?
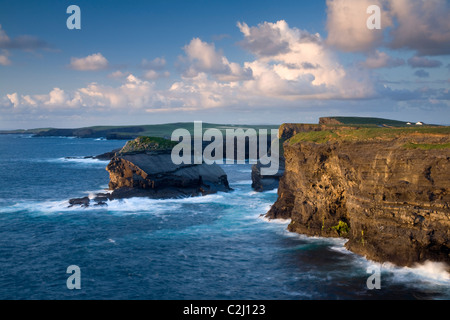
(266, 120, 450, 267)
(69, 136, 231, 207)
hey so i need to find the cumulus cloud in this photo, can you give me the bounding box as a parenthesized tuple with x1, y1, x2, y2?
(140, 57, 170, 80)
(3, 74, 161, 111)
(45, 88, 68, 106)
(237, 21, 292, 57)
(237, 20, 375, 100)
(326, 0, 392, 52)
(143, 70, 170, 80)
(325, 0, 450, 56)
(108, 70, 131, 79)
(180, 38, 253, 82)
(388, 0, 450, 56)
(2, 20, 379, 115)
(407, 56, 443, 68)
(70, 53, 109, 71)
(362, 50, 405, 69)
(6, 93, 19, 108)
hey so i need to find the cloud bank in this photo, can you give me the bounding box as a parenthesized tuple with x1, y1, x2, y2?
(1, 0, 449, 126)
(325, 0, 450, 56)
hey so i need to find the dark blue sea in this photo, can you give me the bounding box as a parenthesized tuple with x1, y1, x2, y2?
(0, 134, 449, 300)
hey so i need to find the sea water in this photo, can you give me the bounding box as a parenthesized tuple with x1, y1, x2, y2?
(0, 134, 448, 300)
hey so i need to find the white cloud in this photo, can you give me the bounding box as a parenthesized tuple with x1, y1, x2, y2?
(180, 38, 253, 81)
(143, 70, 170, 80)
(45, 88, 67, 106)
(326, 0, 392, 52)
(76, 74, 157, 108)
(237, 20, 374, 100)
(2, 20, 378, 115)
(108, 70, 131, 79)
(388, 0, 450, 56)
(6, 93, 19, 108)
(237, 21, 292, 57)
(325, 0, 450, 56)
(4, 74, 160, 111)
(0, 50, 11, 66)
(4, 15, 448, 122)
(70, 53, 109, 71)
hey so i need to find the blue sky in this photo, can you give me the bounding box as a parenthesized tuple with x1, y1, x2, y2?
(0, 0, 449, 129)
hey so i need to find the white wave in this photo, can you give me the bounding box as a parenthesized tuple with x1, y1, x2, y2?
(411, 261, 450, 282)
(0, 199, 71, 215)
(263, 188, 278, 194)
(0, 191, 236, 217)
(83, 186, 111, 198)
(58, 157, 109, 165)
(329, 244, 354, 255)
(40, 157, 109, 167)
(385, 260, 450, 285)
(233, 180, 253, 185)
(259, 215, 290, 225)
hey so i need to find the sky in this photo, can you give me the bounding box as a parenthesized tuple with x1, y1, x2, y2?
(0, 0, 449, 129)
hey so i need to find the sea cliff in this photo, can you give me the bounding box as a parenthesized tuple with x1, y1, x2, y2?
(267, 124, 450, 267)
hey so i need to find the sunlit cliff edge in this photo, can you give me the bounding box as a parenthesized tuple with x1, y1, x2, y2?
(265, 117, 450, 267)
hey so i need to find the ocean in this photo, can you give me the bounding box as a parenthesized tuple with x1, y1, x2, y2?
(0, 134, 449, 300)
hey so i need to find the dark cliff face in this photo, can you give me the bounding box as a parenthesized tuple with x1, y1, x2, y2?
(106, 152, 231, 199)
(106, 136, 231, 198)
(69, 137, 231, 207)
(267, 133, 450, 267)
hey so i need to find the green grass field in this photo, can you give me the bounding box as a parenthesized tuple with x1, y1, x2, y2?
(289, 126, 450, 145)
(1, 123, 280, 139)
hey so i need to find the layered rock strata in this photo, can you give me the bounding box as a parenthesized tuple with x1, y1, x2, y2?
(267, 130, 450, 267)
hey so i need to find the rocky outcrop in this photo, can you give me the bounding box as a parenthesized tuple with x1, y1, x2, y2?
(251, 159, 285, 192)
(278, 123, 359, 140)
(267, 129, 450, 267)
(106, 151, 230, 200)
(319, 117, 344, 125)
(251, 123, 355, 192)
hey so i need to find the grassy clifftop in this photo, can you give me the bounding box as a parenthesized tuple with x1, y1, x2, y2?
(288, 126, 450, 146)
(119, 136, 178, 154)
(2, 123, 280, 140)
(318, 116, 429, 127)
